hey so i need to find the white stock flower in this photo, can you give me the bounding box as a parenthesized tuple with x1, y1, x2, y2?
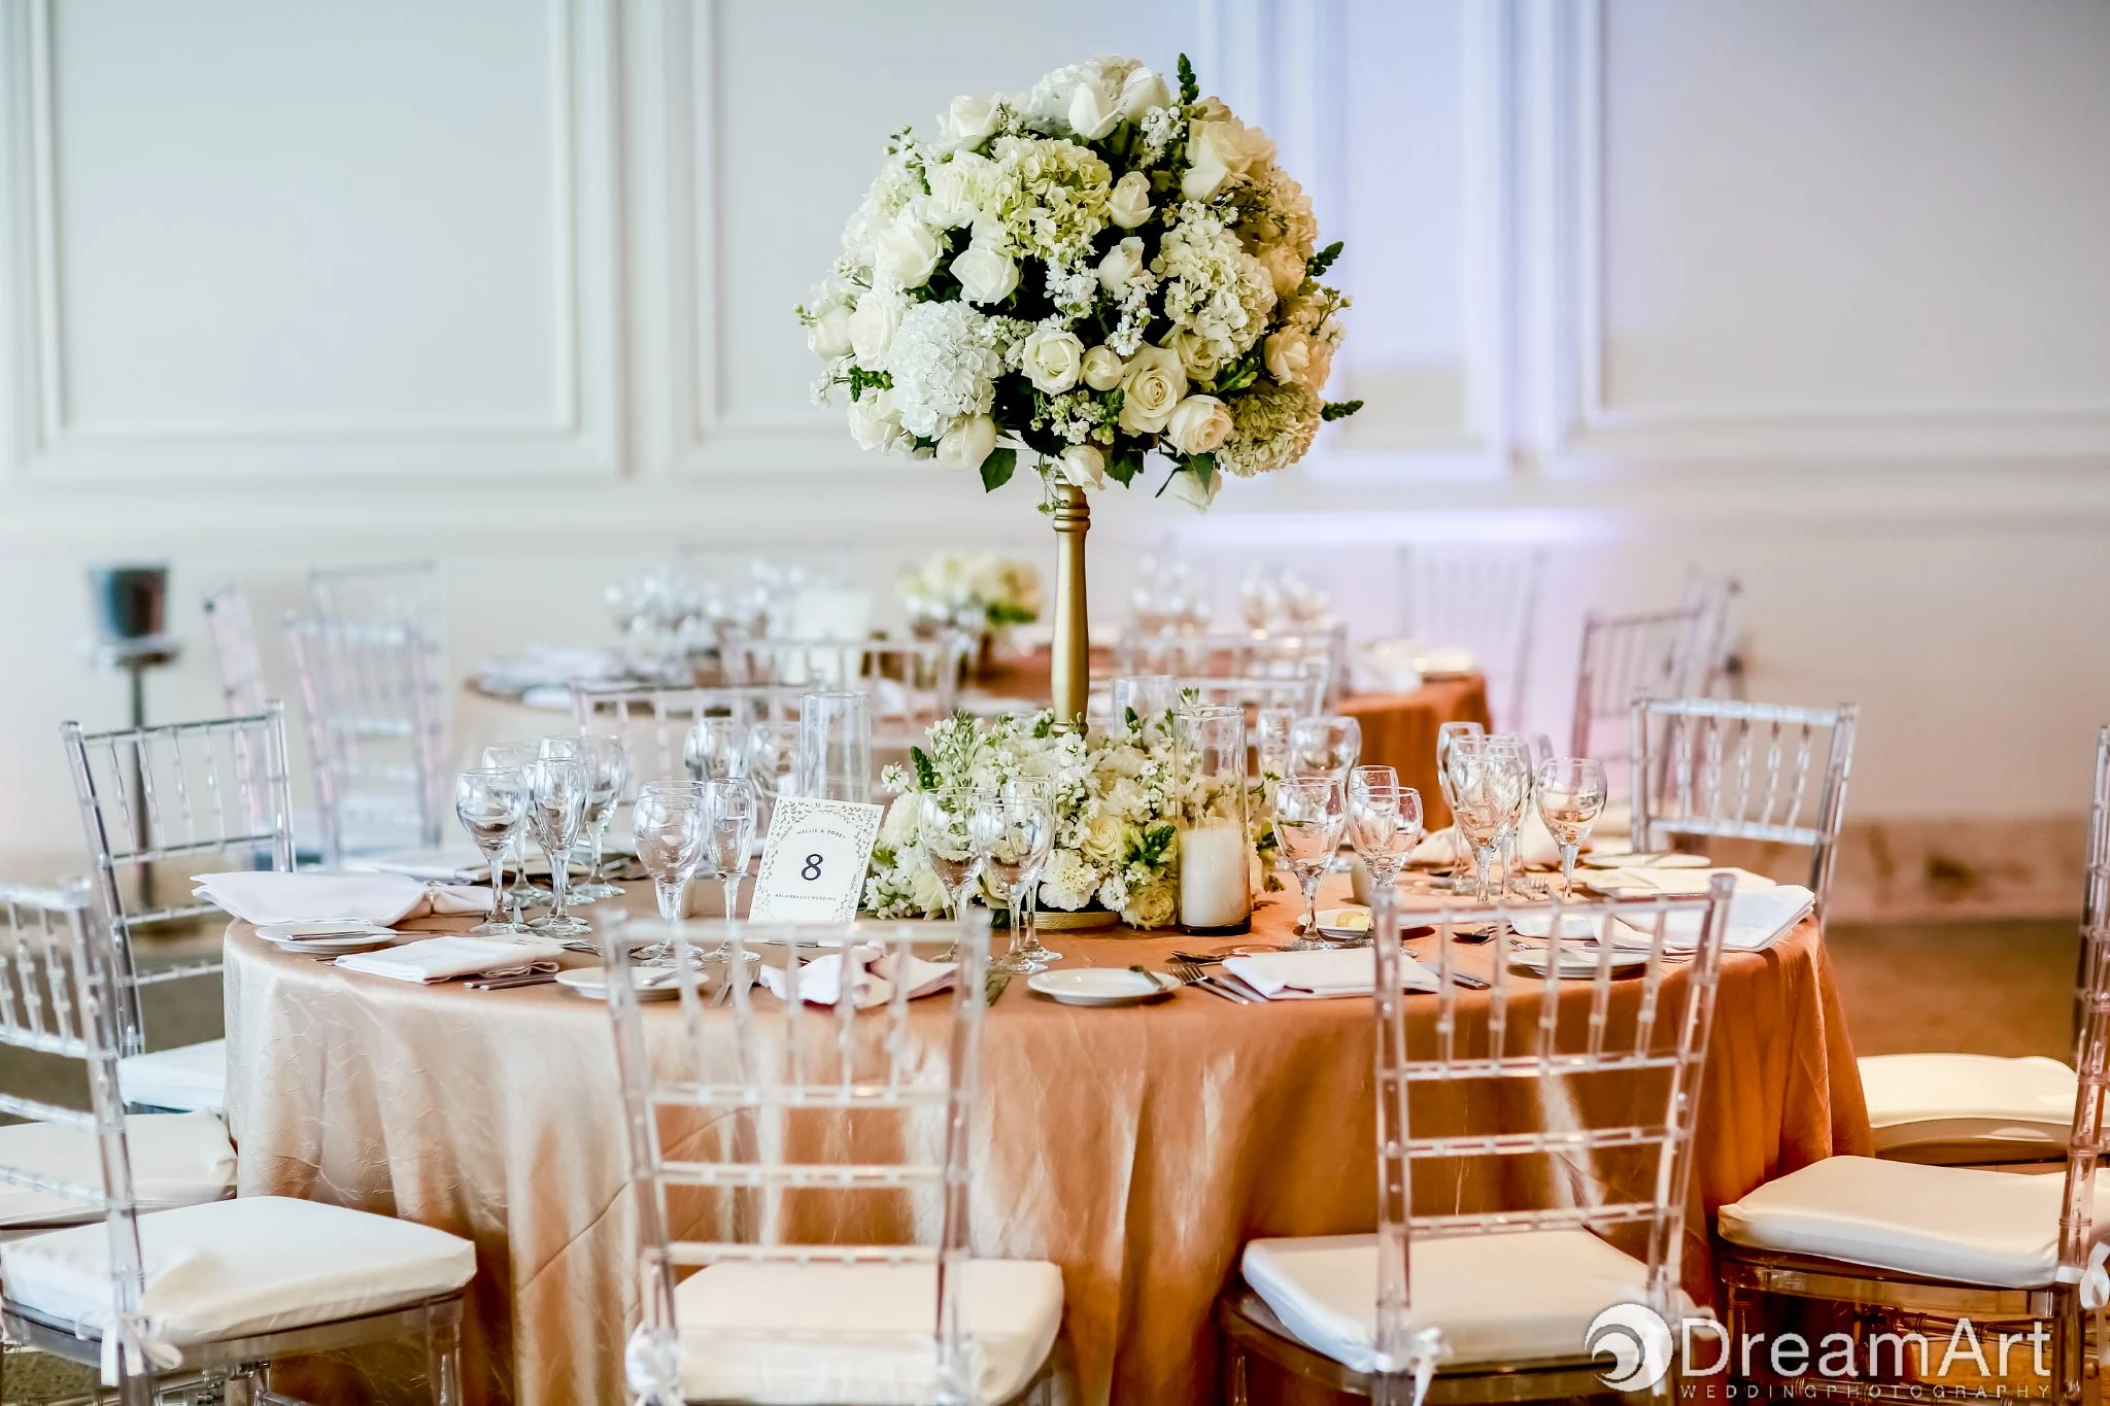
(1020, 324, 1085, 393)
(872, 217, 943, 288)
(846, 389, 906, 452)
(1165, 394, 1234, 456)
(1097, 236, 1145, 295)
(951, 240, 1021, 305)
(1168, 466, 1223, 511)
(807, 302, 853, 360)
(1081, 345, 1126, 391)
(848, 290, 904, 365)
(887, 301, 1002, 437)
(939, 95, 1000, 150)
(1039, 850, 1100, 911)
(1058, 443, 1106, 490)
(1263, 327, 1313, 385)
(1107, 170, 1154, 230)
(1117, 345, 1187, 435)
(1119, 67, 1171, 121)
(936, 413, 999, 471)
(1155, 202, 1277, 364)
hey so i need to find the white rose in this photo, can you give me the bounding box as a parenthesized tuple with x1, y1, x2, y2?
(1097, 236, 1145, 295)
(1020, 325, 1085, 394)
(1081, 345, 1126, 392)
(1181, 115, 1275, 201)
(846, 390, 906, 452)
(1118, 67, 1171, 121)
(940, 95, 999, 150)
(1058, 444, 1107, 490)
(1263, 328, 1313, 385)
(1164, 329, 1225, 382)
(936, 413, 999, 471)
(951, 241, 1020, 305)
(807, 303, 853, 360)
(1260, 244, 1307, 298)
(1068, 79, 1121, 141)
(848, 292, 902, 365)
(872, 218, 942, 288)
(1117, 345, 1188, 435)
(1168, 465, 1223, 511)
(1106, 170, 1154, 230)
(1165, 394, 1234, 456)
(922, 155, 983, 229)
(1126, 882, 1178, 929)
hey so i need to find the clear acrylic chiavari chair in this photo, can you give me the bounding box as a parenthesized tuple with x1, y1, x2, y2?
(1628, 695, 1858, 919)
(60, 704, 296, 1114)
(1114, 629, 1346, 709)
(1218, 876, 1737, 1404)
(309, 559, 446, 642)
(1568, 604, 1711, 783)
(602, 911, 1062, 1405)
(284, 615, 448, 863)
(570, 683, 804, 796)
(1396, 544, 1547, 733)
(202, 585, 268, 717)
(721, 636, 966, 736)
(0, 883, 475, 1406)
(1716, 857, 2110, 1405)
(1682, 570, 1743, 701)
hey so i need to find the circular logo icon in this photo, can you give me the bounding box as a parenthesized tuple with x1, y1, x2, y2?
(1586, 1303, 1673, 1392)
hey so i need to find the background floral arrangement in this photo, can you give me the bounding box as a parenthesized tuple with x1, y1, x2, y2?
(800, 54, 1360, 510)
(898, 549, 1043, 630)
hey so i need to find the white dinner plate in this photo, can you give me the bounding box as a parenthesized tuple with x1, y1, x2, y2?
(1508, 946, 1650, 979)
(257, 921, 397, 954)
(1582, 852, 1712, 870)
(553, 966, 689, 1001)
(1026, 968, 1178, 1007)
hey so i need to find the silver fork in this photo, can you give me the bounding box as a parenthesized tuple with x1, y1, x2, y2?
(1171, 960, 1251, 1004)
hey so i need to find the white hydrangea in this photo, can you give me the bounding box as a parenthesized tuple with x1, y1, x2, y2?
(1154, 202, 1277, 365)
(1038, 850, 1100, 912)
(886, 301, 1003, 438)
(1216, 378, 1320, 479)
(967, 137, 1112, 266)
(839, 153, 927, 265)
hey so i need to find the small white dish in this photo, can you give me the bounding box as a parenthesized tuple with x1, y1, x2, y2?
(1508, 946, 1650, 979)
(554, 966, 689, 1001)
(1026, 968, 1178, 1007)
(1314, 907, 1372, 940)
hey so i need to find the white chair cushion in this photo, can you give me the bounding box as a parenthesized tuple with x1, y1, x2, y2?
(0, 1196, 475, 1350)
(1859, 1053, 2074, 1152)
(673, 1259, 1063, 1405)
(1718, 1156, 2109, 1287)
(0, 1114, 234, 1227)
(117, 1040, 227, 1114)
(1241, 1230, 1691, 1376)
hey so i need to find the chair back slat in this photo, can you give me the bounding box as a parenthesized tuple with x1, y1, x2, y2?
(284, 617, 445, 862)
(1396, 545, 1546, 731)
(203, 585, 269, 717)
(1630, 696, 1857, 916)
(1572, 604, 1712, 779)
(2062, 732, 2110, 1272)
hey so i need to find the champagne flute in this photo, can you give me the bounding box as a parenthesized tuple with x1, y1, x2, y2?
(1346, 768, 1423, 917)
(684, 715, 748, 783)
(573, 734, 629, 901)
(1273, 775, 1346, 947)
(525, 757, 590, 937)
(633, 782, 706, 963)
(1434, 720, 1486, 889)
(701, 779, 756, 921)
(455, 768, 527, 937)
(973, 786, 1055, 974)
(1535, 757, 1609, 897)
(482, 743, 551, 906)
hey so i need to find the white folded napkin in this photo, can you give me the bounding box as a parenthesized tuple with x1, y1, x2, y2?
(334, 935, 564, 984)
(1408, 819, 1565, 870)
(343, 848, 488, 883)
(1409, 829, 1467, 867)
(195, 872, 489, 928)
(1587, 865, 1776, 897)
(1350, 639, 1425, 694)
(1222, 948, 1441, 1001)
(1604, 885, 1815, 953)
(756, 949, 956, 1010)
(1506, 910, 1604, 940)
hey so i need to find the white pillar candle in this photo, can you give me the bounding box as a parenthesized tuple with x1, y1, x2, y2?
(1179, 822, 1252, 930)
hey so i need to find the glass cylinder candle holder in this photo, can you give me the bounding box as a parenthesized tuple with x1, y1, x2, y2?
(1176, 704, 1253, 935)
(797, 691, 871, 805)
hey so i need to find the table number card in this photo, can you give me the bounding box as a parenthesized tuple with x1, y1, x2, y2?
(748, 797, 884, 923)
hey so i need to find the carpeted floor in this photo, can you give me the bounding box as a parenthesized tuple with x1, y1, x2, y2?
(0, 915, 2083, 1401)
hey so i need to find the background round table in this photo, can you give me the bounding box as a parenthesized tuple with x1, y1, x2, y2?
(224, 876, 1867, 1406)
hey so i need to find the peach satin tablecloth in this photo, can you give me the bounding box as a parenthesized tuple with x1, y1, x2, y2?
(224, 877, 1867, 1406)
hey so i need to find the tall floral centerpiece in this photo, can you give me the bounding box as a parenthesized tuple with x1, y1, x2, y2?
(801, 55, 1359, 726)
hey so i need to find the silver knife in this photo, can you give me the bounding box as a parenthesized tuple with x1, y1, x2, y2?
(985, 970, 1013, 1006)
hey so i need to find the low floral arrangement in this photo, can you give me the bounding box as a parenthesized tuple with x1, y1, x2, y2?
(865, 703, 1279, 929)
(800, 54, 1359, 510)
(898, 549, 1043, 631)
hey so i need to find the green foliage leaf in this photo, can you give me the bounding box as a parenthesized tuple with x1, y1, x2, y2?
(1032, 712, 1056, 739)
(1307, 241, 1344, 278)
(1124, 706, 1141, 729)
(847, 367, 892, 402)
(1177, 53, 1200, 105)
(1107, 447, 1144, 487)
(1188, 453, 1218, 490)
(979, 447, 1018, 493)
(1320, 399, 1365, 422)
(909, 746, 939, 792)
(985, 601, 1037, 627)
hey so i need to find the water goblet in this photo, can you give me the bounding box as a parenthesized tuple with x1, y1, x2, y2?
(701, 779, 756, 921)
(1535, 757, 1609, 897)
(1445, 737, 1528, 902)
(684, 715, 748, 783)
(539, 735, 585, 763)
(482, 743, 551, 906)
(633, 782, 707, 963)
(917, 787, 985, 924)
(455, 768, 527, 937)
(1289, 715, 1362, 781)
(525, 757, 590, 938)
(1273, 775, 1346, 947)
(1255, 707, 1296, 781)
(1346, 768, 1424, 917)
(1433, 720, 1487, 889)
(973, 785, 1056, 974)
(573, 734, 629, 901)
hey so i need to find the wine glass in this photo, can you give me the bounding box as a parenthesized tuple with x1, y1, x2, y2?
(1445, 737, 1529, 902)
(1536, 757, 1609, 897)
(573, 734, 630, 901)
(482, 743, 552, 905)
(539, 735, 585, 763)
(916, 788, 985, 923)
(701, 779, 756, 921)
(525, 757, 590, 937)
(1289, 715, 1361, 780)
(684, 715, 748, 783)
(455, 768, 527, 936)
(633, 782, 707, 962)
(745, 719, 803, 834)
(1485, 737, 1536, 898)
(1273, 775, 1346, 947)
(973, 786, 1056, 974)
(1433, 720, 1486, 889)
(1346, 768, 1424, 915)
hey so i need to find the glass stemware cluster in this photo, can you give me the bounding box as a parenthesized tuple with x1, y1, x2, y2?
(910, 782, 1057, 974)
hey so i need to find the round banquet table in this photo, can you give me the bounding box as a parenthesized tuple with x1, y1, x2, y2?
(223, 876, 1869, 1406)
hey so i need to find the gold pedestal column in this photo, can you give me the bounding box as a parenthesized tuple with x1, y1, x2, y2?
(1049, 484, 1090, 731)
